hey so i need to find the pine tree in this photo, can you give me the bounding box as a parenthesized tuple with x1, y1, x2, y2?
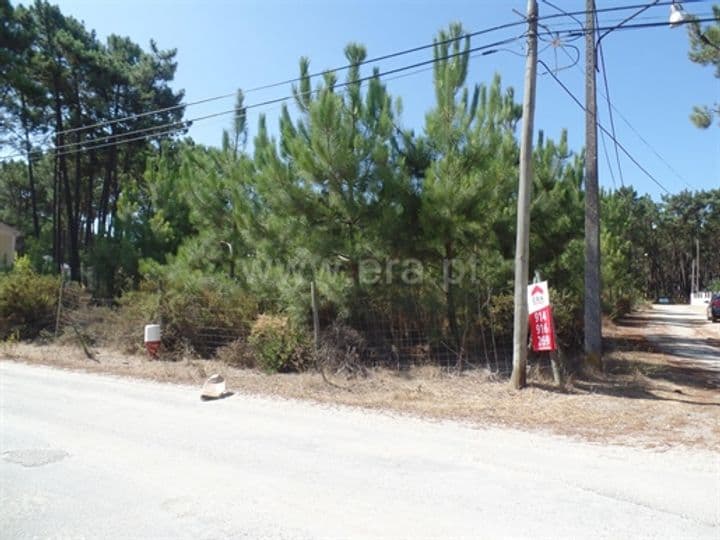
(253, 44, 404, 300)
(419, 24, 521, 363)
(687, 5, 720, 128)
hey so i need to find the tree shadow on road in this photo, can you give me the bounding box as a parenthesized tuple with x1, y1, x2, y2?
(530, 373, 720, 407)
(526, 325, 719, 406)
(604, 334, 719, 391)
(614, 315, 711, 329)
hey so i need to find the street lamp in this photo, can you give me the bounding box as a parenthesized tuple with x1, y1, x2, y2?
(669, 3, 687, 28)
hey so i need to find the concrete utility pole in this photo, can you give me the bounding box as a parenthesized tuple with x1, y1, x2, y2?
(511, 0, 538, 390)
(584, 0, 602, 368)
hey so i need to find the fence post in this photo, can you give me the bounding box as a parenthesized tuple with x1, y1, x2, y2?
(54, 274, 65, 337)
(549, 350, 563, 387)
(310, 280, 320, 350)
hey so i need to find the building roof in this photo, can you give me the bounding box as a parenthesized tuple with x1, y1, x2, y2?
(0, 222, 22, 237)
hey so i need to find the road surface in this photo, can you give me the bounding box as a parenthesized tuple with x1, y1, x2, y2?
(1, 361, 718, 539)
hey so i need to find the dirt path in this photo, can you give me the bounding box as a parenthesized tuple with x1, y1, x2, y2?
(608, 304, 719, 389)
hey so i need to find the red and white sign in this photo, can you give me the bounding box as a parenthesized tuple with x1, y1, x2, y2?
(527, 281, 550, 313)
(527, 281, 557, 352)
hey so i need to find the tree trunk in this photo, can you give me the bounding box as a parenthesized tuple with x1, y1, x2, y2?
(20, 93, 40, 238)
(52, 143, 61, 271)
(54, 90, 79, 281)
(679, 253, 687, 296)
(62, 151, 80, 281)
(109, 155, 122, 237)
(98, 149, 114, 236)
(66, 115, 82, 281)
(98, 90, 120, 237)
(52, 88, 67, 273)
(445, 241, 462, 370)
(84, 149, 96, 247)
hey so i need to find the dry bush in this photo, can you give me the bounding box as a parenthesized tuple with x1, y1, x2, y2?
(317, 322, 368, 378)
(160, 287, 254, 358)
(215, 338, 256, 369)
(99, 290, 160, 355)
(79, 279, 256, 358)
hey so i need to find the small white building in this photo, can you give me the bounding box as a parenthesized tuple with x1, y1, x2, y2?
(690, 291, 715, 306)
(0, 222, 21, 268)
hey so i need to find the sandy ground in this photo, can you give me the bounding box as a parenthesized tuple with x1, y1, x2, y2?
(1, 361, 718, 539)
(619, 304, 719, 373)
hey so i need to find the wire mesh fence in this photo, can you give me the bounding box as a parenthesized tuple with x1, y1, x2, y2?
(52, 280, 514, 374)
(54, 282, 250, 359)
(315, 309, 513, 374)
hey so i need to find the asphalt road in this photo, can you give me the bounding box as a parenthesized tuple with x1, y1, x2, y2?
(1, 361, 718, 540)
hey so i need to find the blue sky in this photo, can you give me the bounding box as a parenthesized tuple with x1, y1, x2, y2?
(51, 0, 719, 200)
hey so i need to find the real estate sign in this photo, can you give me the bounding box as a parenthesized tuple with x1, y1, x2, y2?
(527, 281, 557, 352)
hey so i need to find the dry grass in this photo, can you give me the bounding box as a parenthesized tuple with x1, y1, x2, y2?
(2, 337, 718, 451)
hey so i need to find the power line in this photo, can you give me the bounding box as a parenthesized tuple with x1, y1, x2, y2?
(542, 0, 584, 28)
(61, 60, 468, 159)
(32, 34, 527, 159)
(39, 38, 524, 161)
(52, 63, 449, 158)
(41, 0, 712, 139)
(598, 121, 619, 189)
(2, 13, 717, 162)
(539, 59, 671, 194)
(558, 35, 694, 189)
(29, 16, 720, 158)
(543, 0, 698, 187)
(544, 11, 716, 35)
(565, 14, 717, 37)
(606, 101, 694, 188)
(545, 31, 618, 188)
(596, 0, 661, 45)
(50, 23, 532, 140)
(597, 49, 625, 186)
(595, 12, 625, 187)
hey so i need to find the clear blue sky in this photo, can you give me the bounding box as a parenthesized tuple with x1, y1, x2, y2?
(50, 0, 719, 200)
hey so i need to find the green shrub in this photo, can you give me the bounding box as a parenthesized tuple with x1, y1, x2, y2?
(484, 288, 583, 353)
(487, 293, 514, 339)
(85, 237, 139, 298)
(602, 288, 639, 321)
(248, 314, 311, 372)
(551, 288, 584, 352)
(0, 257, 60, 340)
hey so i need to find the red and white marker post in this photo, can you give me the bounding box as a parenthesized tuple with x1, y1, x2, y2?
(144, 324, 161, 359)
